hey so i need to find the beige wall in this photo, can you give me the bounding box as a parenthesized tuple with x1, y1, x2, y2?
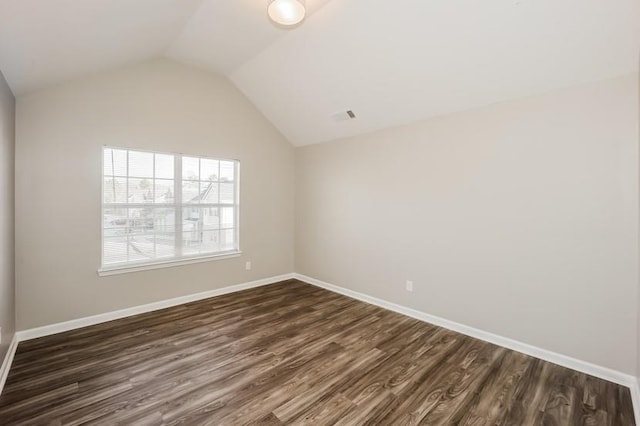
(296, 74, 640, 375)
(15, 58, 294, 330)
(12, 58, 640, 376)
(0, 69, 15, 360)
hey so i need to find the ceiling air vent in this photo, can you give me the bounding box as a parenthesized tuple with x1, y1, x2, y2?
(331, 110, 356, 122)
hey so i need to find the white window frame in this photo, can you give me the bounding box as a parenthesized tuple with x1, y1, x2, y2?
(98, 146, 241, 276)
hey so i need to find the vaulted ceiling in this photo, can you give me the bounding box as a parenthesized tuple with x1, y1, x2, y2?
(0, 0, 638, 146)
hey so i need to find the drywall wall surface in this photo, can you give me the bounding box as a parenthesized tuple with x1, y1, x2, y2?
(15, 58, 294, 329)
(0, 69, 15, 359)
(296, 74, 640, 374)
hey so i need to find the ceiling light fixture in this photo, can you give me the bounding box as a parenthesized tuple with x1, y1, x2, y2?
(267, 0, 306, 27)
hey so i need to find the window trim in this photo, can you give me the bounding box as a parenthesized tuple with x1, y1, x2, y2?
(97, 251, 242, 276)
(99, 146, 241, 275)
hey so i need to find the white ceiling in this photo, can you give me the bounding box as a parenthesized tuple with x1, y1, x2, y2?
(166, 0, 332, 75)
(231, 0, 640, 145)
(0, 0, 638, 146)
(0, 0, 202, 94)
(0, 0, 331, 94)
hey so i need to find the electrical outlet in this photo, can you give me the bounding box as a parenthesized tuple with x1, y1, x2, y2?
(406, 280, 413, 292)
(245, 261, 252, 271)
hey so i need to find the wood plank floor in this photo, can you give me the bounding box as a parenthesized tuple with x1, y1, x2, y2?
(0, 279, 635, 425)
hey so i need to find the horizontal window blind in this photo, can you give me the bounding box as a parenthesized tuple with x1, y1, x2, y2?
(102, 147, 239, 269)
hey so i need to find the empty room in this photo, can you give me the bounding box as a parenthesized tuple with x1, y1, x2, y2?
(0, 0, 639, 424)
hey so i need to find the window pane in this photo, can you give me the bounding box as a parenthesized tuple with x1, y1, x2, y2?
(203, 207, 220, 230)
(182, 181, 200, 203)
(129, 151, 153, 178)
(103, 148, 113, 175)
(155, 154, 174, 179)
(182, 231, 201, 256)
(155, 234, 176, 258)
(103, 177, 127, 203)
(103, 208, 128, 237)
(128, 234, 154, 261)
(220, 229, 235, 251)
(182, 207, 219, 231)
(182, 207, 223, 254)
(182, 207, 200, 233)
(128, 178, 154, 204)
(183, 156, 199, 180)
(220, 207, 234, 229)
(154, 208, 176, 258)
(199, 182, 218, 204)
(155, 208, 176, 232)
(128, 208, 155, 234)
(220, 161, 234, 182)
(104, 148, 127, 176)
(182, 230, 220, 255)
(154, 179, 174, 204)
(103, 236, 128, 264)
(201, 159, 219, 182)
(219, 183, 234, 204)
(200, 230, 221, 254)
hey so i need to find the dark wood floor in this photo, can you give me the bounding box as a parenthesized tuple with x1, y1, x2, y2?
(0, 279, 635, 425)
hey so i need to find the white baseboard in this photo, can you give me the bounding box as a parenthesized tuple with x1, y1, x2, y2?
(15, 273, 295, 342)
(0, 334, 19, 397)
(294, 273, 638, 390)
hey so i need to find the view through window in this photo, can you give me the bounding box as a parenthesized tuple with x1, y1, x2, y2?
(102, 147, 239, 270)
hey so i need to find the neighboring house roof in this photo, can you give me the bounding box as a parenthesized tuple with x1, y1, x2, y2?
(104, 178, 172, 204)
(190, 182, 217, 204)
(189, 181, 233, 204)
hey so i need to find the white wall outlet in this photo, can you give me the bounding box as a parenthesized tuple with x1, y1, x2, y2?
(245, 261, 252, 271)
(406, 280, 413, 292)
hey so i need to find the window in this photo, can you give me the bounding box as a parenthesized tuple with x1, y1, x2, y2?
(101, 147, 239, 273)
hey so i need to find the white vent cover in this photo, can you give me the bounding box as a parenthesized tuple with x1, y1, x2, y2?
(331, 110, 356, 122)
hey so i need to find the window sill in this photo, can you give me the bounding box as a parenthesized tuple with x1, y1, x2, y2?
(97, 251, 242, 276)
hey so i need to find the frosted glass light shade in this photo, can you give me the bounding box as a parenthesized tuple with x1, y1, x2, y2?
(268, 0, 306, 26)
